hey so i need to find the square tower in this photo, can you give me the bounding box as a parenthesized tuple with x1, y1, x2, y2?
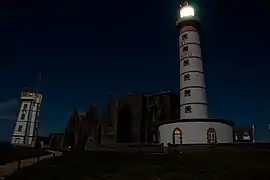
(11, 91, 42, 147)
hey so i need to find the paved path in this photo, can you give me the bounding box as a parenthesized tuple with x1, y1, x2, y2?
(0, 150, 62, 178)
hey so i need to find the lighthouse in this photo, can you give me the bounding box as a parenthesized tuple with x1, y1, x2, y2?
(176, 1, 208, 119)
(157, 1, 234, 146)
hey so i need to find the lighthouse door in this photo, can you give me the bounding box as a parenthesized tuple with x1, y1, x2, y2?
(173, 128, 183, 144)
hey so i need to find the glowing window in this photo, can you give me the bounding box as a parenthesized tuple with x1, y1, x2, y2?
(173, 128, 183, 144)
(174, 128, 182, 135)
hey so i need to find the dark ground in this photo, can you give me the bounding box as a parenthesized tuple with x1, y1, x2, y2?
(6, 150, 270, 180)
(0, 142, 50, 165)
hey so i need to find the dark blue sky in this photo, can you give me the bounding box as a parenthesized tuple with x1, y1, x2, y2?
(0, 0, 268, 141)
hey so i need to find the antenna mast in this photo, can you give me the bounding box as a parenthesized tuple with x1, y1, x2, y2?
(36, 71, 42, 93)
(180, 0, 188, 8)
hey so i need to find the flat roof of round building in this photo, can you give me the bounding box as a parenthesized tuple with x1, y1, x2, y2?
(155, 118, 235, 127)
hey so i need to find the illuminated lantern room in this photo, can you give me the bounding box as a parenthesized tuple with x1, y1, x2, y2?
(180, 5, 195, 18)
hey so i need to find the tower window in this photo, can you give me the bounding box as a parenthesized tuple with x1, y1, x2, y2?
(183, 59, 189, 66)
(15, 138, 20, 143)
(183, 46, 188, 52)
(20, 114, 25, 120)
(23, 104, 28, 109)
(185, 106, 192, 113)
(182, 34, 188, 40)
(18, 125, 23, 132)
(184, 89, 191, 97)
(184, 74, 191, 81)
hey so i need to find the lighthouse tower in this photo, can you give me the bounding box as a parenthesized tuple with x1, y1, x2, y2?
(157, 1, 234, 146)
(177, 2, 208, 119)
(11, 91, 42, 147)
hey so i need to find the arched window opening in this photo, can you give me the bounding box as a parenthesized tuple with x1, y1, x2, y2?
(207, 128, 217, 144)
(172, 128, 183, 144)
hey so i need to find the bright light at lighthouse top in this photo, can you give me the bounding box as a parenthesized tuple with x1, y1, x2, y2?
(180, 4, 195, 18)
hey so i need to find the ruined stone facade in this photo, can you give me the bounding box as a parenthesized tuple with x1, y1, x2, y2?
(101, 91, 180, 144)
(62, 105, 100, 149)
(62, 109, 85, 149)
(144, 91, 180, 143)
(100, 93, 118, 144)
(116, 92, 145, 143)
(48, 133, 64, 149)
(58, 91, 179, 149)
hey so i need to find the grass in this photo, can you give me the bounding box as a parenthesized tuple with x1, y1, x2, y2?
(0, 142, 50, 165)
(6, 150, 270, 180)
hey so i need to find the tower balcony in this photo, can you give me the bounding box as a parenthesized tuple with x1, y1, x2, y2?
(21, 92, 42, 102)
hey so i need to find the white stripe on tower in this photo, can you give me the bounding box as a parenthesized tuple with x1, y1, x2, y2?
(178, 23, 208, 119)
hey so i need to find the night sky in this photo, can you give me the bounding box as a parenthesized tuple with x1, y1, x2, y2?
(0, 0, 268, 141)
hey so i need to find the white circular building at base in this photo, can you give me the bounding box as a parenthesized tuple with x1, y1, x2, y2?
(158, 119, 234, 146)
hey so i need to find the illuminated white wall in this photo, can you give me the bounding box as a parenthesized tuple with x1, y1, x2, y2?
(159, 121, 233, 146)
(179, 26, 208, 119)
